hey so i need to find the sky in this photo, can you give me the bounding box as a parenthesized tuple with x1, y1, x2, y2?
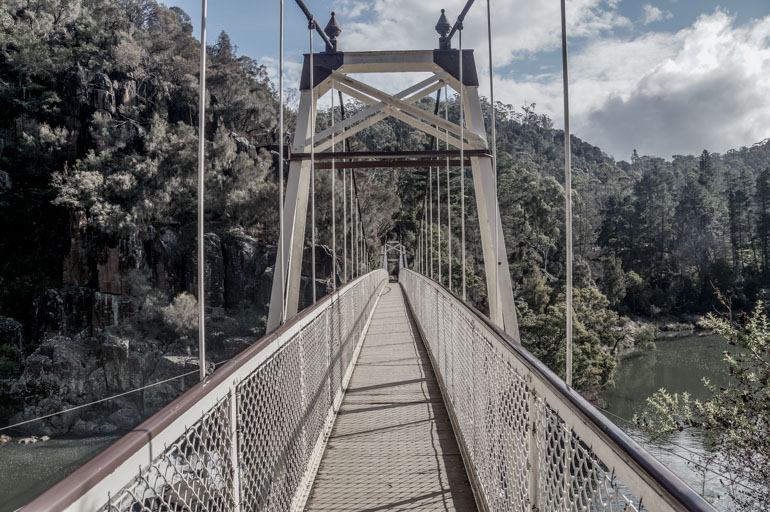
(168, 0, 770, 161)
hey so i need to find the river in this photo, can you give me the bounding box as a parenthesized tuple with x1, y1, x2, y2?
(602, 333, 738, 511)
(0, 436, 118, 511)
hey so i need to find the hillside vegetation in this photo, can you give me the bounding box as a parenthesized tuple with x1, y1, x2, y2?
(1, 0, 769, 432)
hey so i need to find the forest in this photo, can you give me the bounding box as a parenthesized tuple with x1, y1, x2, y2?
(1, 0, 770, 433)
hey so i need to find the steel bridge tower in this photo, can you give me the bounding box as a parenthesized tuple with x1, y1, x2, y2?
(267, 12, 519, 340)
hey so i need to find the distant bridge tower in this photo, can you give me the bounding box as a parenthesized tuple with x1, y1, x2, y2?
(267, 11, 519, 340)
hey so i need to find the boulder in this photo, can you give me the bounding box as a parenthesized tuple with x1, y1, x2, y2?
(17, 336, 91, 399)
(220, 337, 253, 360)
(108, 407, 142, 430)
(91, 73, 116, 114)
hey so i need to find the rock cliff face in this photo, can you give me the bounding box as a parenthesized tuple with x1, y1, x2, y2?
(6, 222, 335, 435)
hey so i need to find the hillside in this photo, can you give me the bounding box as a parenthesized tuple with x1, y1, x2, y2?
(1, 0, 769, 434)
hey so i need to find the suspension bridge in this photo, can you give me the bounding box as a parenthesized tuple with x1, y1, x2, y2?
(23, 2, 715, 511)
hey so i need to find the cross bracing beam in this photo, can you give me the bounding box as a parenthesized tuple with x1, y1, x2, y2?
(331, 72, 486, 147)
(333, 82, 471, 150)
(307, 72, 448, 150)
(313, 81, 447, 152)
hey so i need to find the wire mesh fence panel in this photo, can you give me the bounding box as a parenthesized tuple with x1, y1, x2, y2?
(237, 271, 385, 511)
(398, 269, 708, 512)
(301, 307, 332, 463)
(44, 270, 388, 512)
(104, 397, 235, 512)
(237, 335, 305, 511)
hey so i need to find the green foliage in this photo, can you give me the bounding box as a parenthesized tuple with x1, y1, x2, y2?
(521, 286, 619, 390)
(160, 292, 198, 342)
(600, 254, 626, 307)
(635, 302, 770, 508)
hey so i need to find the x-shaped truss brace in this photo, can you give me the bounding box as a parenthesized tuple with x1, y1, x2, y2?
(305, 71, 486, 153)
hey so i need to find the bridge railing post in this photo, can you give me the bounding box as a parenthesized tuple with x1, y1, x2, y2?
(527, 375, 540, 511)
(230, 386, 242, 512)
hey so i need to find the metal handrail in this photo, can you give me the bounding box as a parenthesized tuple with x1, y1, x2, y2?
(24, 269, 388, 512)
(400, 269, 715, 512)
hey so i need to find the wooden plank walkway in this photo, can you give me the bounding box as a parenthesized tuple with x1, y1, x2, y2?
(305, 284, 477, 511)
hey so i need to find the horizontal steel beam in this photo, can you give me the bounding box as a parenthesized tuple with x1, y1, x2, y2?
(312, 158, 474, 170)
(292, 149, 491, 160)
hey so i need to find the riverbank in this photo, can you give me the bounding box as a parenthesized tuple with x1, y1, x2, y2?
(620, 314, 713, 350)
(602, 333, 736, 510)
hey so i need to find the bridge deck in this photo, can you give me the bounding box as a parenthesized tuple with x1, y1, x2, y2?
(305, 284, 477, 511)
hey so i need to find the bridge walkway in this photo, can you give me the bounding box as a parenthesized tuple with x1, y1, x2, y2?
(305, 284, 477, 511)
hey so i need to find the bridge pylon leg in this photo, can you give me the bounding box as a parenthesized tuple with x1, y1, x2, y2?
(464, 86, 520, 341)
(267, 90, 314, 332)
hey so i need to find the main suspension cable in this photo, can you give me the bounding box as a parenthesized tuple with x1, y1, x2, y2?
(0, 359, 231, 433)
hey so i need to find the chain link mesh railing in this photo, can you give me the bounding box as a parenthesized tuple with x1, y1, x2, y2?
(400, 269, 714, 512)
(25, 269, 387, 512)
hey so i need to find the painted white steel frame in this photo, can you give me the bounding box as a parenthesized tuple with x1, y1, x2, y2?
(267, 50, 519, 339)
(382, 240, 406, 273)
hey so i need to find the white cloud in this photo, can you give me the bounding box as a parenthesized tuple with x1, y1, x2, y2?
(263, 4, 770, 160)
(494, 10, 770, 159)
(580, 11, 770, 158)
(335, 0, 630, 69)
(642, 4, 672, 25)
(265, 1, 631, 112)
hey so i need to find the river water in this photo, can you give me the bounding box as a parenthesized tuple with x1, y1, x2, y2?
(602, 334, 738, 511)
(0, 436, 118, 511)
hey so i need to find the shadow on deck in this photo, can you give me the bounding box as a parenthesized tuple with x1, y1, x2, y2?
(305, 284, 477, 511)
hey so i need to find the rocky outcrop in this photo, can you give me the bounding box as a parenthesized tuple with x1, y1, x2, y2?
(11, 221, 341, 435)
(91, 73, 116, 116)
(10, 333, 205, 436)
(118, 80, 137, 107)
(0, 317, 23, 353)
(32, 289, 94, 340)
